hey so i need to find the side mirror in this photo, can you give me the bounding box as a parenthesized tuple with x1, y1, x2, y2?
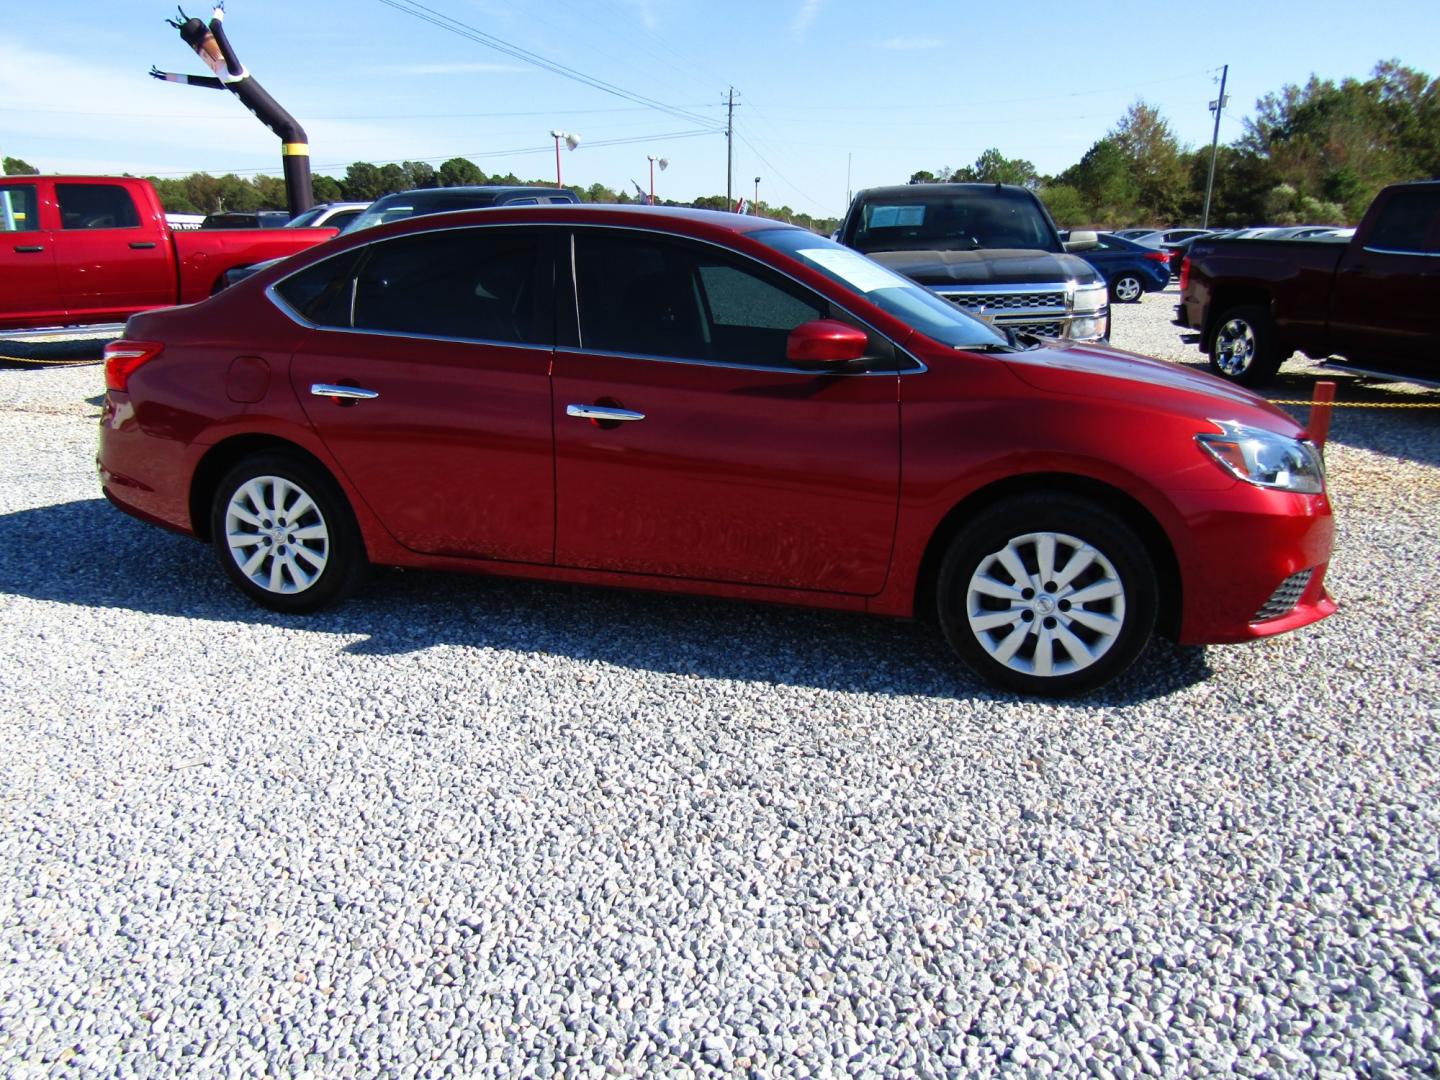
(1064, 229, 1100, 252)
(786, 319, 869, 367)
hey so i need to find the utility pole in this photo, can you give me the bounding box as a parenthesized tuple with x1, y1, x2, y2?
(1202, 64, 1229, 229)
(725, 87, 736, 205)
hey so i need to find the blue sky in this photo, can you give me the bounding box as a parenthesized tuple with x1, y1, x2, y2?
(2, 1, 1437, 218)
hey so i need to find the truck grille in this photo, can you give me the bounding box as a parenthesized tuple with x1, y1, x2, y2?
(1253, 569, 1314, 622)
(932, 287, 1069, 337)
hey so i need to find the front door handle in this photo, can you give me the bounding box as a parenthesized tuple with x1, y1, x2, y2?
(129, 241, 158, 250)
(311, 383, 379, 401)
(13, 245, 43, 253)
(566, 403, 645, 423)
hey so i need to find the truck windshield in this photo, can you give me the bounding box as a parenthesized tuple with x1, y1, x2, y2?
(751, 228, 1011, 351)
(848, 188, 1061, 254)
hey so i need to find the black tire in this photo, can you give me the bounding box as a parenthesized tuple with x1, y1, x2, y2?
(936, 495, 1158, 697)
(1208, 304, 1283, 386)
(209, 452, 367, 613)
(1110, 273, 1144, 304)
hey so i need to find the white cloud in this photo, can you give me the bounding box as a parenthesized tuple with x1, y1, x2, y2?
(793, 0, 824, 33)
(880, 36, 944, 50)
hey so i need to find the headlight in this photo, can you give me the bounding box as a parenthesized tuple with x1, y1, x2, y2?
(1072, 282, 1108, 314)
(1196, 422, 1325, 494)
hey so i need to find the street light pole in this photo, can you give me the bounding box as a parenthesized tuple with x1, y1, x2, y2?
(754, 176, 760, 214)
(648, 155, 657, 205)
(550, 130, 579, 187)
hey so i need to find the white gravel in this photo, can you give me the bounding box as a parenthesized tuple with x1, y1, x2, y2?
(2, 290, 1438, 1077)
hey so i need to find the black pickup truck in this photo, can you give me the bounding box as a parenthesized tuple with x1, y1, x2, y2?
(838, 183, 1111, 342)
(1177, 180, 1440, 386)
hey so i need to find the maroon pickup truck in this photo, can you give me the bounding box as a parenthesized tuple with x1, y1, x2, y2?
(1177, 180, 1440, 386)
(0, 175, 336, 330)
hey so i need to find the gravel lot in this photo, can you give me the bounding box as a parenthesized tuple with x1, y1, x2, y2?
(1, 287, 1437, 1077)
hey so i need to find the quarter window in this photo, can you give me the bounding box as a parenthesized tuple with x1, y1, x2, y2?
(351, 228, 547, 344)
(55, 184, 141, 230)
(273, 249, 364, 327)
(0, 185, 38, 232)
(574, 231, 827, 366)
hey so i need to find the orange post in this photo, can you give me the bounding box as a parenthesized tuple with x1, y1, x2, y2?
(1304, 380, 1337, 449)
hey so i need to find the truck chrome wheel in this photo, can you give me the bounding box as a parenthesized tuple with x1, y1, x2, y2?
(224, 476, 330, 594)
(965, 531, 1126, 678)
(1214, 317, 1257, 375)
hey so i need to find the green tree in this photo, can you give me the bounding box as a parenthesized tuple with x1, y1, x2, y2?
(378, 163, 408, 194)
(909, 169, 940, 184)
(252, 174, 287, 208)
(1038, 184, 1089, 227)
(1063, 139, 1139, 223)
(438, 157, 485, 187)
(402, 160, 438, 189)
(1108, 102, 1188, 222)
(146, 177, 201, 214)
(342, 162, 385, 200)
(3, 156, 39, 175)
(312, 175, 344, 204)
(953, 148, 1039, 188)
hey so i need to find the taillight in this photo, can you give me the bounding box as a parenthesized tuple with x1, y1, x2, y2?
(1179, 257, 1191, 292)
(104, 340, 165, 392)
(1144, 250, 1170, 263)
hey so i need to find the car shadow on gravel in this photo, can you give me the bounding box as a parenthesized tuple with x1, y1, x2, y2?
(0, 498, 1213, 706)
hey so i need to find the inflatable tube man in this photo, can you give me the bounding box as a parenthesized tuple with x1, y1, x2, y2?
(151, 4, 313, 214)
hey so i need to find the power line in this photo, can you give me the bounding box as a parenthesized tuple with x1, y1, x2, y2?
(0, 104, 722, 121)
(373, 0, 722, 131)
(141, 128, 719, 177)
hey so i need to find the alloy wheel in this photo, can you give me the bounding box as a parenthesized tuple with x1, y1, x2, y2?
(223, 475, 331, 595)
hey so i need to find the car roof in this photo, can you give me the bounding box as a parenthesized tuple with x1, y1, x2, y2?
(853, 183, 1038, 200)
(319, 203, 807, 249)
(370, 185, 576, 206)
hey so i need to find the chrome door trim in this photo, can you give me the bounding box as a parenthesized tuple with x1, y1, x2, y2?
(566, 403, 645, 422)
(310, 383, 380, 400)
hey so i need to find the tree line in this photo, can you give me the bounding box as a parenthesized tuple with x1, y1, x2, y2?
(6, 61, 1436, 230)
(911, 61, 1439, 228)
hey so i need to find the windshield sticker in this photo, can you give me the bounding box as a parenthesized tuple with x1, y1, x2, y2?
(796, 248, 912, 293)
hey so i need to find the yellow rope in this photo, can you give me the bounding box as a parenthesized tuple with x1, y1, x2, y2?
(1268, 399, 1440, 409)
(0, 354, 100, 366)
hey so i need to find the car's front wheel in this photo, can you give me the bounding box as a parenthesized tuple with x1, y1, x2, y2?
(209, 452, 366, 613)
(936, 495, 1158, 696)
(1110, 273, 1144, 303)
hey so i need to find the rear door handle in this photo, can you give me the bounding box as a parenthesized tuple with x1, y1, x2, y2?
(311, 383, 379, 401)
(566, 404, 645, 422)
(129, 241, 157, 250)
(13, 245, 43, 253)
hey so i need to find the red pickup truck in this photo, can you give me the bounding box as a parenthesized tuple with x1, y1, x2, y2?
(1177, 180, 1440, 386)
(0, 175, 336, 330)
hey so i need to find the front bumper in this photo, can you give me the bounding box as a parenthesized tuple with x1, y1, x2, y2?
(1171, 483, 1336, 645)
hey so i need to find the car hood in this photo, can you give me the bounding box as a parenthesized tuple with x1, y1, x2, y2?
(997, 339, 1303, 433)
(865, 248, 1101, 287)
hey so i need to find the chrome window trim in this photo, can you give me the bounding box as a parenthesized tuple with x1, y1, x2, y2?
(1362, 245, 1440, 258)
(931, 281, 1072, 295)
(264, 218, 930, 374)
(557, 344, 921, 377)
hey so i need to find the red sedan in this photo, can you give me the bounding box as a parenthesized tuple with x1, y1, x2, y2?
(98, 205, 1335, 695)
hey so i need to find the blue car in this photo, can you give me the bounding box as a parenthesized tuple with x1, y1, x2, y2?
(1065, 232, 1173, 303)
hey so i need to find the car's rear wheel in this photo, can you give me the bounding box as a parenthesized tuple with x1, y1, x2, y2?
(1209, 304, 1283, 386)
(1110, 273, 1144, 303)
(936, 495, 1158, 696)
(210, 452, 366, 613)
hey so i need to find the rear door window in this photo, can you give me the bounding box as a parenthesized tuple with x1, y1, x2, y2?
(351, 227, 548, 344)
(1368, 189, 1440, 255)
(55, 183, 141, 230)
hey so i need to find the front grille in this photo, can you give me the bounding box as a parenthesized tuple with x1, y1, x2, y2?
(1253, 569, 1314, 622)
(941, 291, 1067, 314)
(1013, 321, 1063, 337)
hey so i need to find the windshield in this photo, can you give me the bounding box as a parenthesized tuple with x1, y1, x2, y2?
(848, 188, 1060, 254)
(752, 228, 1010, 350)
(285, 207, 324, 228)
